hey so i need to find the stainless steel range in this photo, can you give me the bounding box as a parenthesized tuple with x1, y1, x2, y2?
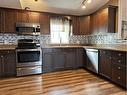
(16, 39, 42, 76)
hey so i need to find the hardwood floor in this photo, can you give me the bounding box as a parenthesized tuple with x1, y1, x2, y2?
(0, 69, 126, 95)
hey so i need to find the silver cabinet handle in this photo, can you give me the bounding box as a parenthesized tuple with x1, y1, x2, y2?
(109, 57, 112, 59)
(118, 53, 122, 56)
(118, 77, 121, 80)
(118, 60, 121, 63)
(118, 67, 121, 70)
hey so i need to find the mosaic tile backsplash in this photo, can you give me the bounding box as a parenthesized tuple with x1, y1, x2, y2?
(0, 33, 126, 45)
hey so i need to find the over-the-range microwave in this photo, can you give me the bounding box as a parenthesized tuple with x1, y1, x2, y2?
(16, 22, 40, 35)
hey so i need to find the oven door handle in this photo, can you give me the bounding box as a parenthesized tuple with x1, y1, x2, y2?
(16, 49, 41, 52)
(17, 66, 41, 70)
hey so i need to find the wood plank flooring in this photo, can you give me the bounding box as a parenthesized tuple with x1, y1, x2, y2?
(0, 69, 126, 95)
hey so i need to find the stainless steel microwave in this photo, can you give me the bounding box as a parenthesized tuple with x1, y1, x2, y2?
(16, 22, 40, 35)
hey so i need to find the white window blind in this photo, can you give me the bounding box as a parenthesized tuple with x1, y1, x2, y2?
(50, 17, 71, 44)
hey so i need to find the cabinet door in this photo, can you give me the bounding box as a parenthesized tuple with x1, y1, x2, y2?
(43, 52, 53, 73)
(53, 52, 65, 71)
(111, 64, 126, 87)
(0, 9, 4, 32)
(40, 13, 50, 34)
(79, 16, 90, 35)
(1, 9, 16, 33)
(72, 16, 80, 35)
(66, 51, 76, 69)
(76, 48, 86, 68)
(28, 12, 40, 23)
(90, 12, 99, 34)
(3, 50, 16, 77)
(108, 6, 117, 33)
(99, 50, 112, 79)
(16, 11, 29, 23)
(0, 55, 4, 77)
(98, 8, 108, 33)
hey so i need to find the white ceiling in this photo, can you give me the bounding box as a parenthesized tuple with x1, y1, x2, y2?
(0, 0, 109, 15)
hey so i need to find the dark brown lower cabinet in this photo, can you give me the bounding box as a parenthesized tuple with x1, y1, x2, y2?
(53, 52, 65, 71)
(76, 48, 86, 68)
(65, 50, 76, 69)
(111, 64, 126, 88)
(99, 50, 126, 89)
(0, 50, 16, 77)
(99, 50, 112, 79)
(42, 51, 53, 73)
(42, 48, 85, 73)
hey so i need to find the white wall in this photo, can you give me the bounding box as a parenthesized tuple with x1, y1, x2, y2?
(118, 0, 127, 39)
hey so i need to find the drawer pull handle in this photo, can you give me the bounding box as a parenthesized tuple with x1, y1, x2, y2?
(118, 77, 121, 80)
(118, 60, 121, 63)
(118, 53, 122, 56)
(118, 67, 121, 70)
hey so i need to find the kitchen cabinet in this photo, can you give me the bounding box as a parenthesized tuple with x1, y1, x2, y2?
(0, 9, 16, 33)
(0, 9, 4, 32)
(0, 8, 49, 34)
(65, 49, 76, 69)
(99, 50, 126, 88)
(53, 52, 65, 70)
(99, 50, 112, 79)
(72, 16, 90, 35)
(79, 16, 90, 35)
(72, 16, 80, 35)
(42, 48, 84, 73)
(16, 11, 29, 23)
(42, 50, 53, 73)
(76, 48, 86, 68)
(0, 50, 16, 77)
(40, 13, 50, 34)
(28, 12, 40, 23)
(90, 6, 117, 34)
(111, 51, 126, 88)
(16, 11, 40, 23)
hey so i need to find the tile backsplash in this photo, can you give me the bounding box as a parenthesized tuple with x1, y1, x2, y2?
(0, 33, 126, 45)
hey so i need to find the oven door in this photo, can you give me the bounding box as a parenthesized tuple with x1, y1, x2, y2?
(16, 49, 42, 67)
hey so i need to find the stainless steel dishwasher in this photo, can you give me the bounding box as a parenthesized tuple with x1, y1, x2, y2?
(85, 49, 98, 73)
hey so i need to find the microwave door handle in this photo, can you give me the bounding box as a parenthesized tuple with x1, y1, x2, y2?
(33, 27, 36, 32)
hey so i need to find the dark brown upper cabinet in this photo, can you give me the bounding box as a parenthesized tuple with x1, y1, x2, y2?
(0, 9, 4, 33)
(28, 12, 40, 23)
(72, 16, 80, 35)
(79, 16, 90, 35)
(90, 6, 117, 34)
(40, 13, 50, 34)
(72, 16, 90, 35)
(0, 9, 16, 33)
(16, 11, 29, 23)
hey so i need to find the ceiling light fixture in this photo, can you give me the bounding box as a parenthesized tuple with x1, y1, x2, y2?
(82, 5, 86, 9)
(82, 0, 92, 9)
(87, 0, 92, 3)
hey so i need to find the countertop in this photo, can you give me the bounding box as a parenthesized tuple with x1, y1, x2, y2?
(42, 44, 127, 52)
(0, 44, 126, 52)
(0, 45, 17, 50)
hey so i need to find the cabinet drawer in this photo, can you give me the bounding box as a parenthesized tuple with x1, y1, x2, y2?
(112, 51, 126, 66)
(112, 65, 126, 87)
(113, 58, 126, 66)
(42, 48, 53, 53)
(100, 50, 112, 56)
(112, 64, 125, 72)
